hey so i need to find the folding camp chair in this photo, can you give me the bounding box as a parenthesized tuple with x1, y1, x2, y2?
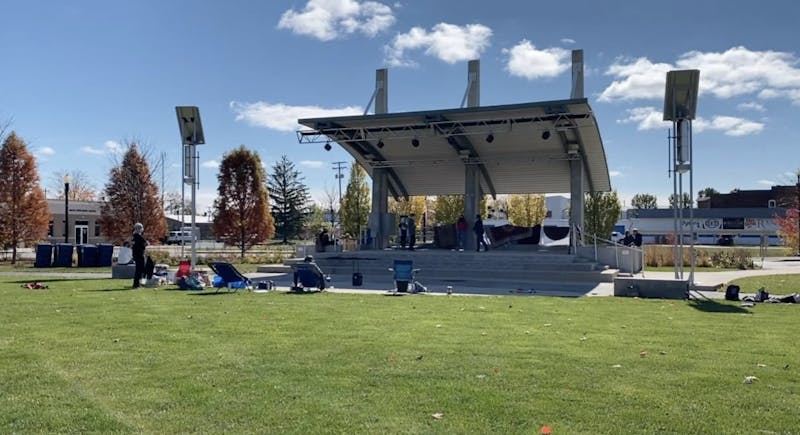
(291, 263, 326, 292)
(208, 262, 253, 292)
(389, 259, 424, 293)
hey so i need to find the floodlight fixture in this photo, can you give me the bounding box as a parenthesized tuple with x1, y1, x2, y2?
(663, 70, 700, 121)
(411, 138, 420, 147)
(486, 133, 494, 143)
(541, 130, 551, 140)
(175, 106, 205, 145)
(324, 142, 332, 151)
(376, 139, 384, 148)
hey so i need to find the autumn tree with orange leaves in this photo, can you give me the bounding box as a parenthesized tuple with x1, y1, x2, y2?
(98, 143, 167, 244)
(0, 132, 50, 264)
(212, 146, 274, 258)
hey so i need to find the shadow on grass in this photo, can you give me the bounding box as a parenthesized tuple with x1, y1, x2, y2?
(689, 299, 752, 314)
(187, 291, 239, 296)
(9, 277, 107, 285)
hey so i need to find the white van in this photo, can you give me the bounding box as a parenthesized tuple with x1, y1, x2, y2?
(166, 228, 199, 245)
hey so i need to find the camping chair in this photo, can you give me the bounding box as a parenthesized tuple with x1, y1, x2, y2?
(208, 262, 252, 292)
(291, 263, 326, 292)
(389, 259, 423, 293)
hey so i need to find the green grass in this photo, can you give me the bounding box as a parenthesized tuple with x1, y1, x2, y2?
(728, 273, 800, 293)
(2, 276, 798, 434)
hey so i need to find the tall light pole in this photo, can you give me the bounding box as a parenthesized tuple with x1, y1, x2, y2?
(176, 106, 205, 269)
(63, 173, 71, 243)
(796, 172, 800, 256)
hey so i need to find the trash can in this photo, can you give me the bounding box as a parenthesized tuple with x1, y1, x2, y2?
(97, 243, 114, 267)
(352, 272, 363, 287)
(54, 243, 74, 267)
(78, 245, 98, 267)
(34, 244, 54, 268)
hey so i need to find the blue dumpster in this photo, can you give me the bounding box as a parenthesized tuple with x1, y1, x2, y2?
(34, 244, 54, 268)
(97, 243, 114, 267)
(77, 245, 99, 267)
(54, 243, 74, 267)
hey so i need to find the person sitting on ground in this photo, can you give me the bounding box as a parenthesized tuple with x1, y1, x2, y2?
(117, 241, 133, 265)
(292, 255, 326, 290)
(632, 228, 643, 247)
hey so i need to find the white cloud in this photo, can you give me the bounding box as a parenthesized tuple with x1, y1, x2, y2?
(278, 0, 395, 41)
(384, 22, 492, 67)
(694, 116, 764, 136)
(560, 38, 576, 45)
(503, 40, 570, 80)
(599, 46, 800, 104)
(757, 179, 777, 186)
(230, 101, 362, 132)
(80, 146, 105, 155)
(737, 101, 766, 112)
(618, 106, 764, 136)
(609, 170, 622, 177)
(201, 160, 219, 169)
(104, 140, 123, 154)
(37, 146, 55, 156)
(617, 106, 669, 130)
(300, 160, 324, 168)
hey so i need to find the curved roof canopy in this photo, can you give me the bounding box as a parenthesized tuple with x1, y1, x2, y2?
(299, 98, 610, 200)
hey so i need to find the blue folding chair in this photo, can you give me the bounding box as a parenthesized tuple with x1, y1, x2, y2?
(208, 262, 252, 292)
(389, 259, 421, 293)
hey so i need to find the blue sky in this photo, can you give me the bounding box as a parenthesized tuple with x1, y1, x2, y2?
(2, 0, 799, 212)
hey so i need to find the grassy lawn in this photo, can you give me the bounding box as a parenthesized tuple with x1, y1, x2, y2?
(728, 273, 800, 293)
(1, 276, 798, 434)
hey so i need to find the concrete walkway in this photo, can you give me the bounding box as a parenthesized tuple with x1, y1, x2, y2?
(4, 257, 798, 298)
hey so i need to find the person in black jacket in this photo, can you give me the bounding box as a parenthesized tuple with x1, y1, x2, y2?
(132, 222, 147, 288)
(473, 214, 489, 252)
(632, 228, 643, 247)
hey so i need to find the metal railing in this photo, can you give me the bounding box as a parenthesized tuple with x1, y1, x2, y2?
(589, 234, 645, 275)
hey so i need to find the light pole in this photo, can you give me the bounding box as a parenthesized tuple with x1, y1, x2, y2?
(63, 173, 71, 243)
(796, 172, 800, 256)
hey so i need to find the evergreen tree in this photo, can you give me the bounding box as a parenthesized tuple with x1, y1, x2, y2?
(268, 155, 310, 243)
(0, 132, 50, 264)
(583, 191, 622, 241)
(212, 146, 274, 258)
(507, 194, 547, 227)
(631, 193, 658, 209)
(98, 143, 167, 244)
(339, 163, 370, 238)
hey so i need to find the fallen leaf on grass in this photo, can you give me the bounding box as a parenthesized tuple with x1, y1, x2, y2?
(431, 413, 444, 420)
(640, 351, 648, 358)
(659, 351, 667, 355)
(544, 323, 552, 327)
(476, 374, 486, 379)
(580, 336, 587, 341)
(435, 324, 443, 328)
(612, 364, 622, 368)
(387, 355, 396, 364)
(757, 363, 766, 367)
(743, 376, 758, 384)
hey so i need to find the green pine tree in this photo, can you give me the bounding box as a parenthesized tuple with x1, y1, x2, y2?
(340, 163, 370, 238)
(268, 155, 310, 244)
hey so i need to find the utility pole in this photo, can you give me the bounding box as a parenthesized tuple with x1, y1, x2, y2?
(332, 161, 347, 207)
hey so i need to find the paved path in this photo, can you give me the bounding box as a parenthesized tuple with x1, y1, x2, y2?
(4, 257, 798, 298)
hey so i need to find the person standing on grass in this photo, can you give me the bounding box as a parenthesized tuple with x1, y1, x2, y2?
(132, 223, 147, 288)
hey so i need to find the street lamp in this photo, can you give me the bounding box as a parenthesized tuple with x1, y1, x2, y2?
(63, 173, 71, 243)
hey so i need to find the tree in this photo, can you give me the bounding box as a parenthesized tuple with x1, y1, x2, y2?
(389, 196, 426, 219)
(212, 146, 274, 257)
(583, 191, 622, 241)
(431, 195, 487, 225)
(0, 132, 50, 264)
(49, 170, 97, 201)
(268, 155, 310, 243)
(302, 203, 327, 240)
(162, 191, 194, 215)
(669, 192, 692, 208)
(339, 163, 370, 238)
(98, 143, 167, 244)
(507, 194, 547, 227)
(697, 187, 719, 199)
(630, 193, 658, 209)
(775, 209, 799, 256)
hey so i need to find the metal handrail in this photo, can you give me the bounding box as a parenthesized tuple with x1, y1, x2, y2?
(590, 234, 645, 275)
